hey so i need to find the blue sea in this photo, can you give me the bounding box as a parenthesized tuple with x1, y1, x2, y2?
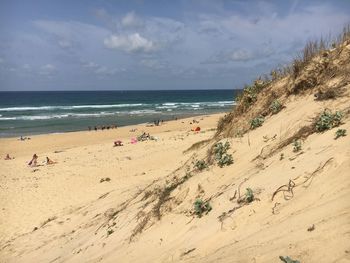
(0, 90, 239, 137)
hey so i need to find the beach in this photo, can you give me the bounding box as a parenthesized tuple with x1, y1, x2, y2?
(1, 87, 349, 262)
(0, 113, 223, 242)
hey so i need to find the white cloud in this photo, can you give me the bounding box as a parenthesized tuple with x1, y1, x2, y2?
(121, 11, 144, 28)
(83, 61, 99, 69)
(104, 33, 157, 53)
(82, 61, 124, 76)
(58, 39, 72, 48)
(94, 66, 118, 75)
(23, 64, 31, 70)
(39, 64, 56, 75)
(203, 47, 275, 64)
(0, 58, 4, 64)
(42, 64, 55, 70)
(228, 49, 254, 61)
(33, 20, 110, 52)
(140, 59, 168, 70)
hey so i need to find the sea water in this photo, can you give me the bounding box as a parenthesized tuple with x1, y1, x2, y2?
(0, 90, 240, 137)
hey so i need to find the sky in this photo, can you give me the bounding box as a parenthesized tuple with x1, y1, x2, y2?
(0, 0, 349, 91)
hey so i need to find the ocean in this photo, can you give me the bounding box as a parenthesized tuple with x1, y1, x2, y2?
(0, 90, 240, 137)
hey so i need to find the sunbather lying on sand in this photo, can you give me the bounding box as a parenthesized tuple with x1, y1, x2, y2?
(46, 157, 57, 165)
(28, 154, 38, 167)
(114, 140, 123, 147)
(4, 154, 14, 160)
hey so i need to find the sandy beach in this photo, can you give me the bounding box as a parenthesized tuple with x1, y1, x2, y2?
(1, 83, 350, 262)
(0, 113, 223, 243)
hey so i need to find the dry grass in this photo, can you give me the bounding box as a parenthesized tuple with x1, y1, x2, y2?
(184, 138, 212, 154)
(216, 25, 350, 138)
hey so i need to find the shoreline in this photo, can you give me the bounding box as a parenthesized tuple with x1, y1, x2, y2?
(0, 112, 228, 140)
(0, 112, 225, 158)
(0, 111, 230, 139)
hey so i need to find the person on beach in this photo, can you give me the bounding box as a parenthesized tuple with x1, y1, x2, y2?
(114, 140, 123, 147)
(28, 154, 38, 167)
(46, 156, 57, 165)
(4, 154, 14, 160)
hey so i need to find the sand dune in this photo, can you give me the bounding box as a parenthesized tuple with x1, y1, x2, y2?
(1, 39, 350, 263)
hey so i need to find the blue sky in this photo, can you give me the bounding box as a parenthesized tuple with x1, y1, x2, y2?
(0, 0, 349, 91)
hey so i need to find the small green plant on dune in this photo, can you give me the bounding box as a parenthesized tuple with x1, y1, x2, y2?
(238, 79, 267, 108)
(250, 116, 265, 129)
(269, 99, 283, 114)
(217, 154, 233, 167)
(214, 141, 230, 157)
(335, 129, 347, 139)
(238, 188, 255, 204)
(315, 110, 343, 132)
(279, 256, 300, 263)
(234, 130, 244, 138)
(193, 199, 212, 217)
(107, 228, 114, 236)
(245, 188, 254, 203)
(213, 142, 234, 167)
(194, 160, 208, 171)
(292, 139, 302, 152)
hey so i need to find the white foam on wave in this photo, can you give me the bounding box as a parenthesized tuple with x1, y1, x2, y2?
(156, 105, 178, 109)
(0, 115, 69, 121)
(129, 110, 158, 115)
(161, 101, 235, 107)
(0, 104, 145, 111)
(0, 110, 163, 121)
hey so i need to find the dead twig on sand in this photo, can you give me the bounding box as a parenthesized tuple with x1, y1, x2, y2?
(237, 178, 248, 200)
(272, 202, 281, 214)
(271, 180, 296, 201)
(271, 158, 334, 202)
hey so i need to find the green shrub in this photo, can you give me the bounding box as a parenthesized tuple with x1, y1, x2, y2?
(250, 116, 265, 129)
(239, 80, 266, 108)
(214, 142, 230, 158)
(217, 154, 233, 167)
(292, 140, 302, 152)
(193, 199, 212, 217)
(279, 256, 300, 263)
(194, 160, 208, 171)
(269, 99, 282, 114)
(213, 142, 234, 167)
(335, 129, 347, 139)
(315, 110, 343, 132)
(107, 228, 114, 236)
(245, 188, 254, 203)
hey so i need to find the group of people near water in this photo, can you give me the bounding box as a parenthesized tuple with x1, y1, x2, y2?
(88, 125, 117, 131)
